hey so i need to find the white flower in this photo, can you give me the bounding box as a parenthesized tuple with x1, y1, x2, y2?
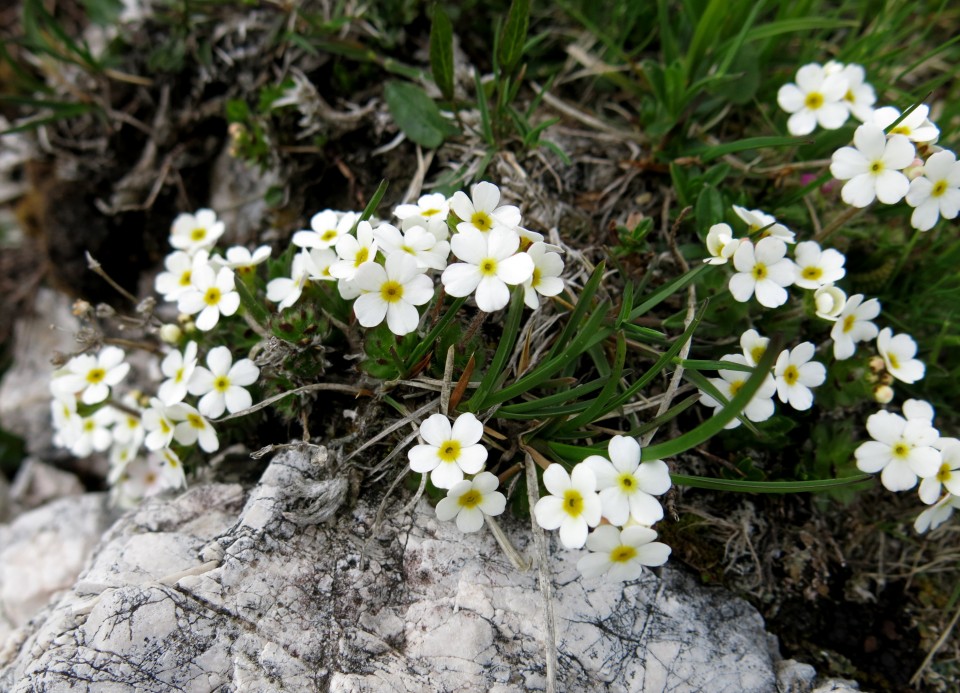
(156, 448, 187, 491)
(212, 245, 272, 276)
(51, 393, 79, 450)
(855, 410, 940, 491)
(903, 399, 935, 425)
(704, 223, 741, 265)
(177, 258, 240, 331)
(872, 105, 939, 144)
(441, 227, 535, 312)
(905, 150, 960, 231)
(329, 220, 379, 281)
(582, 436, 671, 526)
(777, 63, 849, 135)
(434, 472, 506, 532)
(699, 354, 777, 429)
(915, 493, 960, 534)
(188, 346, 260, 418)
(155, 250, 200, 302)
(394, 193, 451, 241)
(522, 242, 565, 309)
(292, 210, 358, 250)
(408, 412, 488, 489)
(266, 249, 335, 311)
(740, 329, 769, 367)
(838, 64, 876, 122)
(814, 285, 847, 321)
(919, 440, 960, 505)
(830, 124, 915, 207)
(169, 209, 225, 254)
(774, 342, 826, 411)
(533, 463, 602, 549)
(142, 398, 182, 450)
(729, 238, 795, 308)
(53, 346, 131, 405)
(576, 526, 671, 582)
(877, 327, 924, 384)
(830, 294, 880, 359)
(353, 254, 434, 336)
(158, 341, 199, 405)
(793, 241, 846, 290)
(374, 223, 450, 272)
(172, 403, 219, 452)
(449, 181, 521, 235)
(106, 394, 145, 448)
(70, 408, 114, 457)
(112, 451, 184, 506)
(732, 206, 795, 243)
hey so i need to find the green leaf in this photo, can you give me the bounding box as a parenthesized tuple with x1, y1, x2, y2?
(548, 262, 605, 360)
(498, 0, 531, 75)
(429, 6, 456, 101)
(671, 473, 872, 493)
(467, 288, 526, 410)
(384, 81, 459, 148)
(356, 179, 389, 228)
(640, 337, 779, 460)
(693, 135, 809, 163)
(744, 17, 858, 42)
(557, 331, 627, 430)
(695, 184, 724, 227)
(629, 264, 711, 320)
(235, 276, 272, 329)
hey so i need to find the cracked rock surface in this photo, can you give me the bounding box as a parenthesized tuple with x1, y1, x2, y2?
(0, 446, 853, 691)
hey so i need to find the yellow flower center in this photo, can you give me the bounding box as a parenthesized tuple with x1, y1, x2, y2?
(471, 211, 493, 232)
(932, 180, 948, 197)
(213, 376, 230, 392)
(83, 419, 95, 432)
(842, 314, 856, 333)
(190, 228, 206, 242)
(321, 230, 338, 242)
(936, 463, 952, 483)
(179, 271, 192, 286)
(887, 352, 901, 370)
(890, 126, 910, 136)
(750, 345, 766, 364)
(423, 208, 441, 217)
(804, 92, 824, 110)
(380, 280, 404, 303)
(782, 365, 800, 386)
(438, 440, 461, 462)
(401, 245, 415, 254)
(802, 266, 823, 281)
(480, 259, 498, 276)
(870, 160, 884, 174)
(531, 267, 542, 288)
(86, 368, 106, 384)
(354, 247, 370, 266)
(187, 413, 205, 429)
(844, 89, 855, 103)
(729, 380, 744, 397)
(458, 489, 482, 508)
(174, 367, 185, 383)
(562, 489, 584, 517)
(204, 288, 222, 306)
(610, 545, 638, 563)
(617, 473, 637, 493)
(160, 419, 171, 434)
(164, 451, 179, 468)
(892, 442, 910, 459)
(751, 263, 768, 280)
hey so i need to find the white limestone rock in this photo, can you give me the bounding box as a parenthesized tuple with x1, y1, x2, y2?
(0, 445, 841, 691)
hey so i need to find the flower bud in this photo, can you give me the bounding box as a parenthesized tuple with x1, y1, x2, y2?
(903, 157, 925, 181)
(873, 384, 894, 404)
(159, 324, 182, 344)
(868, 355, 886, 374)
(814, 285, 847, 321)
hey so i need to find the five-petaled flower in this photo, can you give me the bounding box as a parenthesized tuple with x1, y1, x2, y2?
(905, 150, 960, 231)
(774, 342, 826, 411)
(855, 410, 940, 492)
(582, 435, 671, 526)
(533, 463, 603, 549)
(177, 257, 240, 331)
(408, 413, 488, 489)
(830, 123, 915, 207)
(830, 293, 880, 360)
(777, 63, 850, 136)
(576, 525, 671, 582)
(877, 327, 925, 384)
(188, 345, 260, 418)
(729, 238, 796, 308)
(699, 354, 777, 429)
(352, 253, 434, 336)
(53, 346, 130, 405)
(442, 227, 534, 312)
(435, 472, 506, 533)
(169, 209, 225, 255)
(450, 181, 521, 235)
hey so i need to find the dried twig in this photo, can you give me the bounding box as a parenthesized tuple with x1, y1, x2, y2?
(525, 452, 558, 693)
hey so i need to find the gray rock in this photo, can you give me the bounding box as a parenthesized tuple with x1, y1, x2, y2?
(9, 458, 85, 515)
(0, 446, 841, 691)
(0, 493, 112, 648)
(0, 288, 78, 459)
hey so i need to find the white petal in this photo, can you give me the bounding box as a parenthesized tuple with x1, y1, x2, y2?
(841, 174, 877, 208)
(559, 517, 588, 549)
(542, 464, 571, 496)
(354, 293, 387, 327)
(533, 496, 565, 529)
(474, 276, 510, 312)
(386, 301, 420, 336)
(496, 253, 535, 285)
(874, 170, 909, 205)
(881, 460, 917, 492)
(419, 414, 452, 446)
(224, 386, 252, 414)
(456, 507, 486, 533)
(408, 445, 440, 473)
(777, 84, 805, 113)
(441, 263, 482, 297)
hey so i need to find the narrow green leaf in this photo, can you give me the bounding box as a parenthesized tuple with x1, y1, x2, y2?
(429, 5, 456, 101)
(559, 332, 627, 430)
(473, 69, 495, 146)
(548, 262, 605, 360)
(629, 264, 710, 320)
(641, 337, 780, 460)
(744, 17, 858, 42)
(694, 135, 809, 163)
(235, 276, 272, 329)
(405, 296, 468, 373)
(384, 81, 458, 149)
(671, 473, 872, 493)
(498, 0, 531, 75)
(356, 179, 389, 228)
(496, 377, 609, 414)
(467, 288, 525, 410)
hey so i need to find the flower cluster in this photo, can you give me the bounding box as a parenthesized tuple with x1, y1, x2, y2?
(50, 209, 265, 506)
(533, 437, 672, 581)
(266, 181, 566, 335)
(778, 61, 876, 136)
(407, 412, 506, 533)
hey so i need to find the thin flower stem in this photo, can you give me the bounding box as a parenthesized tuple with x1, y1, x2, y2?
(85, 252, 139, 305)
(102, 337, 164, 355)
(486, 516, 530, 571)
(814, 205, 863, 243)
